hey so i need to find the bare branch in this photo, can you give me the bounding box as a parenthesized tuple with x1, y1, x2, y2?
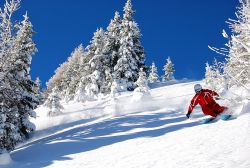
(208, 45, 229, 57)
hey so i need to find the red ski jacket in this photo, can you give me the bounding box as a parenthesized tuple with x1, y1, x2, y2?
(188, 89, 226, 117)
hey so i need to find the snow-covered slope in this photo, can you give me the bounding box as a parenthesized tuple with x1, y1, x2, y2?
(3, 81, 250, 168)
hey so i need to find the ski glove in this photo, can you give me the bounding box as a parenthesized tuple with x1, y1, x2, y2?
(186, 112, 191, 119)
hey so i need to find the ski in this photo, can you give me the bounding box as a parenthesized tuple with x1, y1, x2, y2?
(200, 117, 216, 124)
(220, 114, 232, 121)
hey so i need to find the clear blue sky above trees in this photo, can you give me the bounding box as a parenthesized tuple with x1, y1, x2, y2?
(8, 0, 238, 87)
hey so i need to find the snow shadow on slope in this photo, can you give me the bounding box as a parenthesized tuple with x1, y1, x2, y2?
(10, 111, 200, 168)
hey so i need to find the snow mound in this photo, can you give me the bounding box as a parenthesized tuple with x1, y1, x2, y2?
(132, 88, 151, 102)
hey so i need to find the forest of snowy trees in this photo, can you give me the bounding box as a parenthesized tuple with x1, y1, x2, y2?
(0, 1, 177, 154)
(45, 0, 175, 104)
(0, 0, 39, 154)
(46, 0, 145, 101)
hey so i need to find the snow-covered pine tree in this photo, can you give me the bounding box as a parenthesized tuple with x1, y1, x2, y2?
(114, 0, 145, 91)
(86, 28, 112, 98)
(44, 87, 64, 116)
(63, 44, 85, 101)
(85, 28, 105, 97)
(92, 28, 112, 94)
(225, 0, 250, 88)
(162, 57, 175, 82)
(135, 68, 149, 90)
(0, 0, 22, 155)
(11, 12, 38, 138)
(209, 0, 250, 88)
(106, 11, 122, 71)
(34, 77, 41, 96)
(0, 83, 21, 154)
(0, 0, 19, 70)
(132, 68, 150, 101)
(148, 62, 159, 83)
(0, 0, 14, 78)
(34, 77, 43, 104)
(74, 53, 91, 101)
(0, 0, 38, 154)
(74, 79, 86, 102)
(77, 45, 94, 100)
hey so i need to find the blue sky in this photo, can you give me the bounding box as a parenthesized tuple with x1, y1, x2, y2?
(7, 0, 238, 87)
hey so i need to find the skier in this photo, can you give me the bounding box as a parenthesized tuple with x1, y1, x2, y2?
(186, 84, 227, 119)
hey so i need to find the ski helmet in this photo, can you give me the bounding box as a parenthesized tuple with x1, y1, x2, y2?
(194, 84, 202, 93)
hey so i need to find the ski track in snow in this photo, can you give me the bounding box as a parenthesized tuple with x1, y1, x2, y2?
(3, 81, 250, 168)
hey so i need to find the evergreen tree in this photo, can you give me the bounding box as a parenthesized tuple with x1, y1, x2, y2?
(11, 12, 38, 139)
(0, 0, 22, 154)
(0, 0, 38, 154)
(162, 57, 175, 82)
(75, 52, 91, 101)
(224, 0, 250, 87)
(77, 42, 94, 100)
(74, 79, 86, 102)
(91, 28, 112, 94)
(106, 11, 122, 70)
(45, 0, 146, 100)
(44, 87, 63, 116)
(132, 68, 150, 101)
(148, 62, 159, 83)
(63, 44, 85, 101)
(34, 77, 41, 96)
(34, 77, 44, 104)
(12, 13, 37, 77)
(86, 28, 112, 97)
(34, 77, 45, 104)
(0, 74, 21, 154)
(209, 0, 250, 88)
(45, 0, 146, 99)
(114, 0, 145, 91)
(135, 68, 149, 89)
(0, 0, 19, 70)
